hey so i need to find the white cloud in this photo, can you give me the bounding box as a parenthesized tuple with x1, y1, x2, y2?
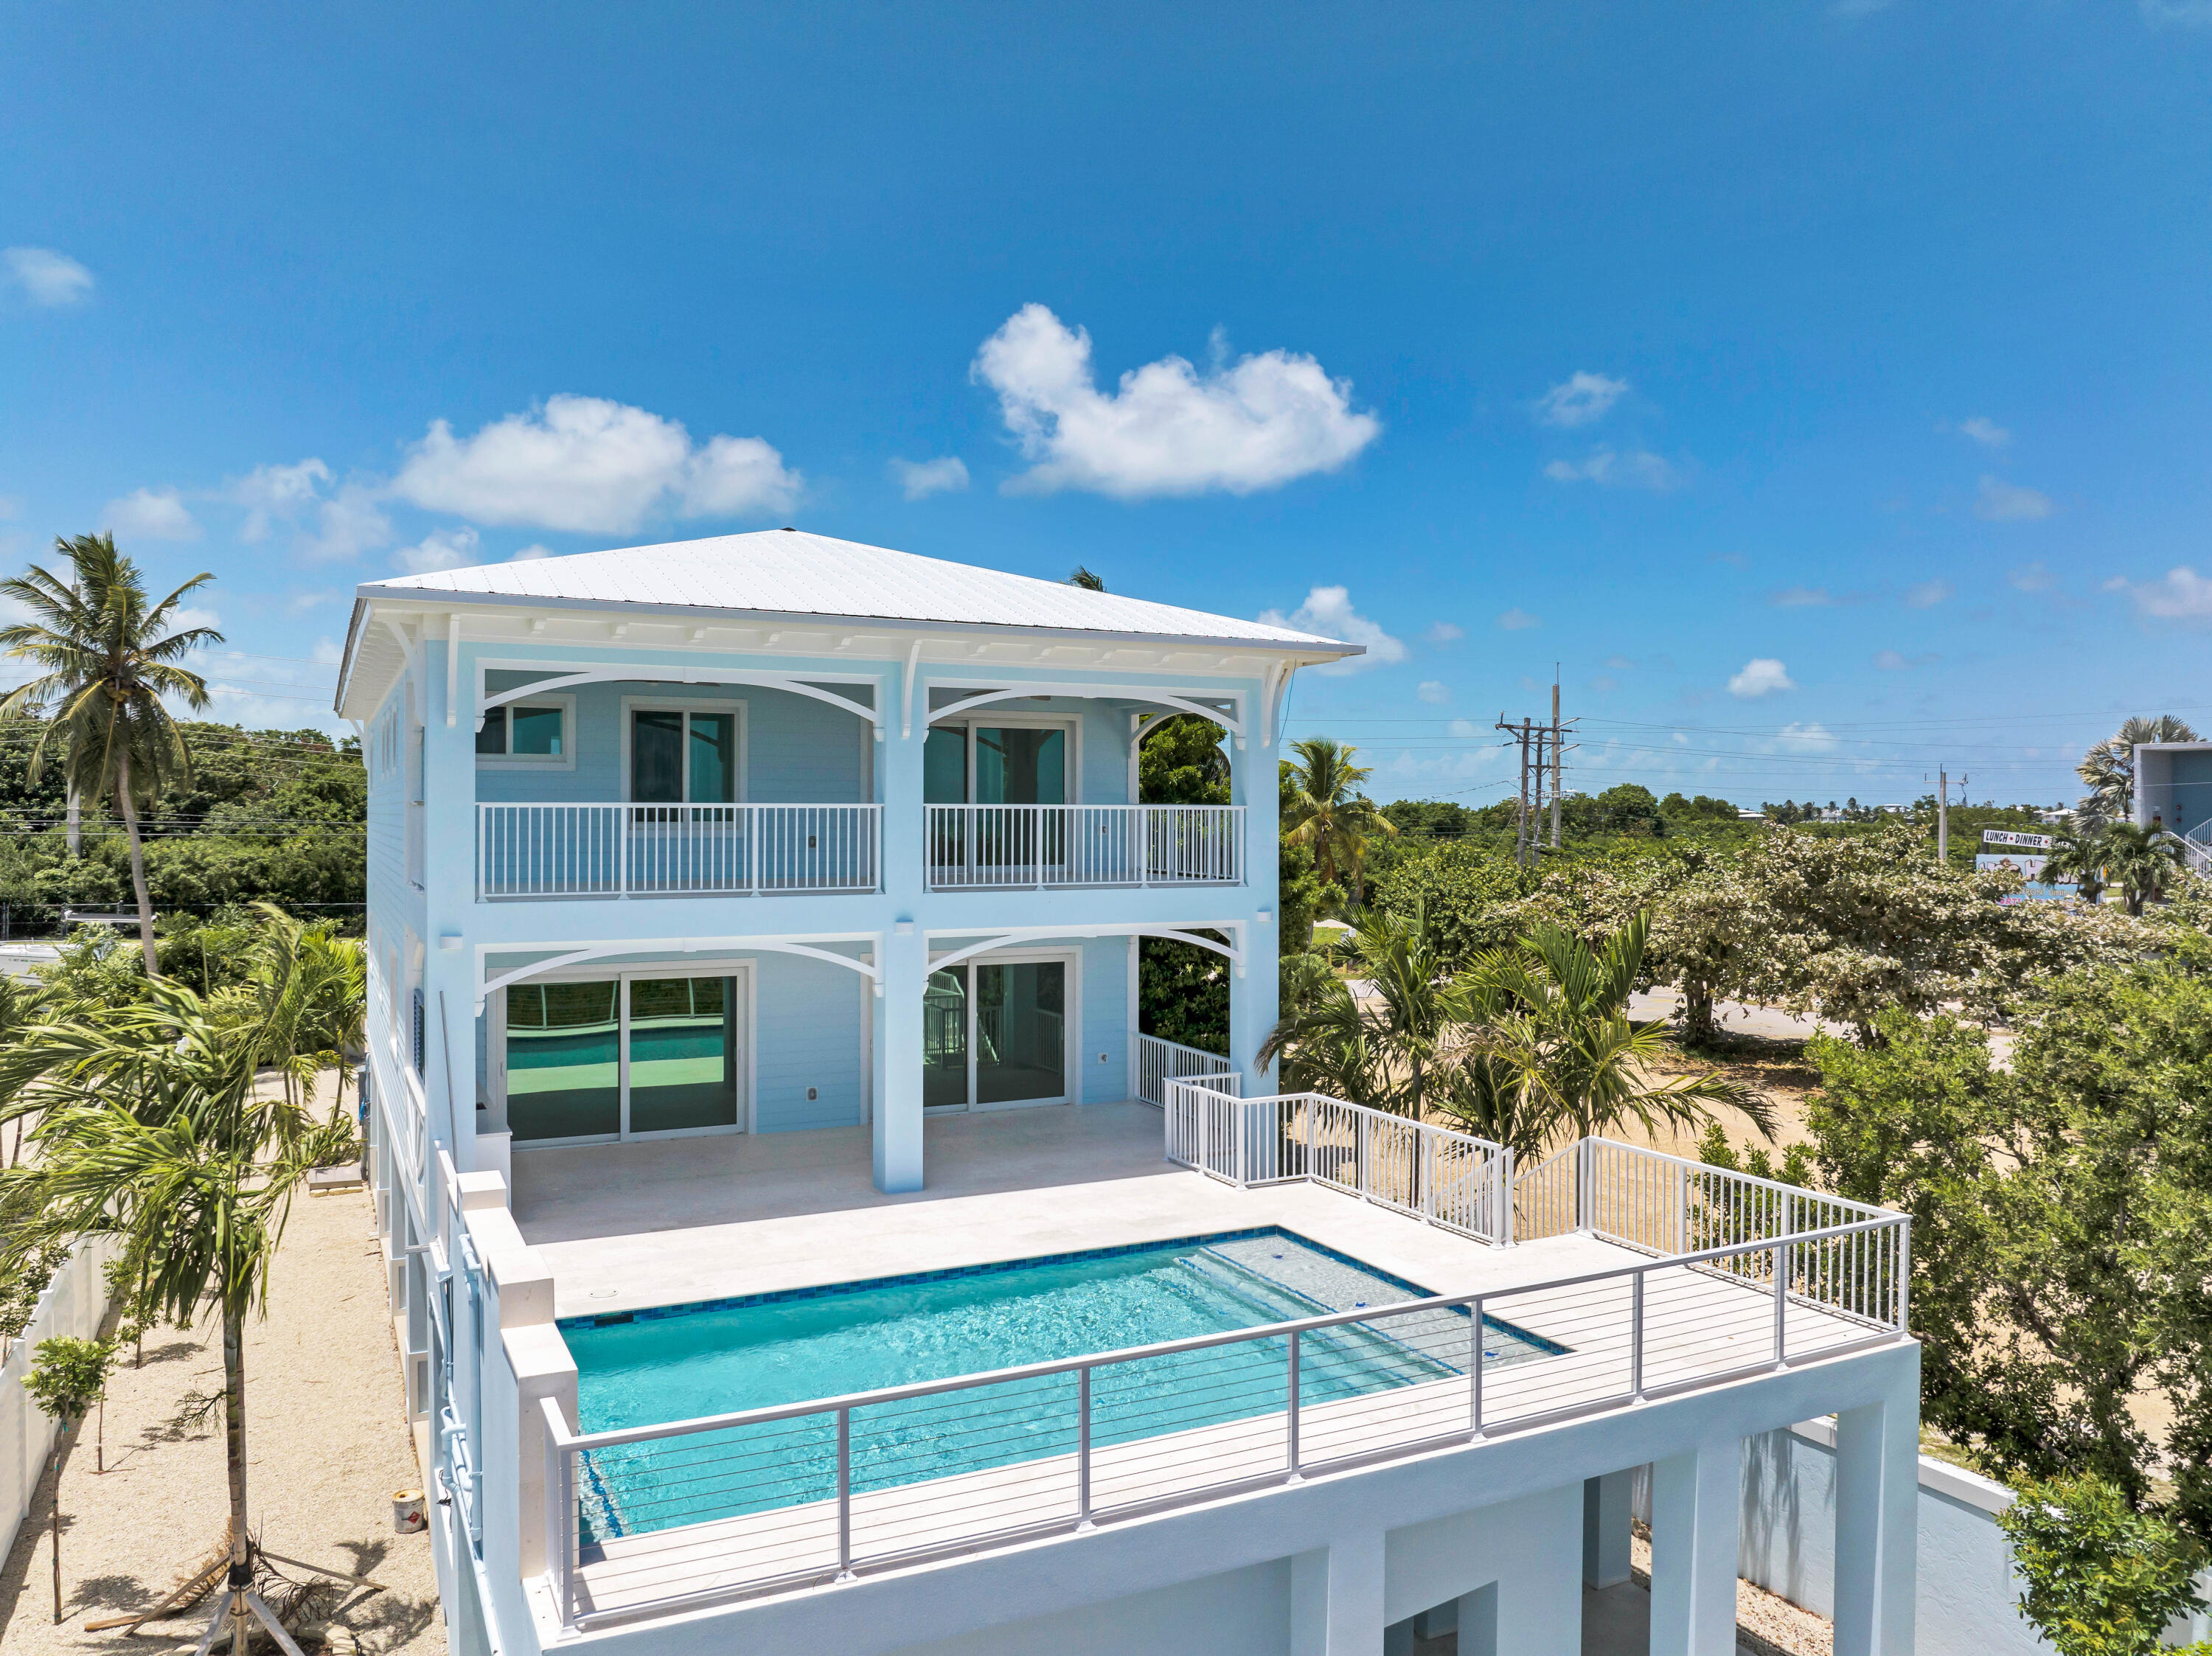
(1904, 579, 1953, 609)
(1728, 658, 1795, 698)
(1777, 722, 1838, 752)
(1974, 475, 2053, 522)
(232, 459, 333, 541)
(302, 484, 392, 562)
(1422, 621, 1464, 645)
(888, 456, 970, 501)
(391, 394, 799, 532)
(2142, 0, 2212, 27)
(1417, 681, 1450, 705)
(1543, 448, 1681, 490)
(1873, 650, 1908, 670)
(972, 305, 1380, 500)
(1592, 675, 1618, 694)
(2, 247, 94, 307)
(394, 526, 482, 574)
(1258, 585, 1406, 675)
(100, 487, 199, 542)
(284, 590, 341, 617)
(509, 543, 557, 561)
(1447, 719, 1480, 740)
(1771, 586, 1836, 608)
(1535, 371, 1629, 428)
(1957, 416, 2011, 448)
(1604, 655, 1635, 670)
(2110, 566, 2212, 622)
(2008, 561, 2056, 592)
(1495, 608, 1540, 630)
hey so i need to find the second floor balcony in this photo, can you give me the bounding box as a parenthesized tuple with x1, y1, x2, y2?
(476, 801, 1246, 900)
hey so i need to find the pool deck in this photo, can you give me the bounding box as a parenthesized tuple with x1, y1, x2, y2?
(510, 1100, 1625, 1321)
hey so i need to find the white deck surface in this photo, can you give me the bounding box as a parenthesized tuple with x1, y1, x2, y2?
(513, 1104, 1899, 1625)
(515, 1101, 1621, 1318)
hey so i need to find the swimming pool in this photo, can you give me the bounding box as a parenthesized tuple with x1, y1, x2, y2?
(563, 1229, 1562, 1541)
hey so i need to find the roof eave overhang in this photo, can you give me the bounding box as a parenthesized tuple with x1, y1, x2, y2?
(335, 586, 1360, 719)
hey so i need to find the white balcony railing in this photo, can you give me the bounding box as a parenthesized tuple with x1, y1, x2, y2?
(476, 804, 881, 900)
(1166, 1085, 1514, 1247)
(925, 804, 1243, 890)
(1131, 1032, 1239, 1107)
(538, 1107, 1910, 1630)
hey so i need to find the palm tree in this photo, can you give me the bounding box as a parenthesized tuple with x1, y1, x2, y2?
(1282, 736, 1397, 908)
(2076, 714, 2199, 824)
(0, 955, 336, 1635)
(1460, 914, 1778, 1147)
(2098, 820, 2187, 916)
(0, 536, 221, 975)
(2040, 822, 2110, 906)
(1259, 902, 1453, 1119)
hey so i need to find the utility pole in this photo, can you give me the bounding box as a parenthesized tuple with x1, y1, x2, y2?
(1550, 672, 1563, 849)
(1928, 767, 1968, 862)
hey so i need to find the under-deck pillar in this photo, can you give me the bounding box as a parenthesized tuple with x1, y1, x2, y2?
(1584, 1469, 1635, 1587)
(1834, 1384, 1919, 1656)
(873, 927, 925, 1192)
(1290, 1532, 1386, 1656)
(1649, 1438, 1741, 1656)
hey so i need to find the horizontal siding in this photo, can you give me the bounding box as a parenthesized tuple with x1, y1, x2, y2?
(1079, 935, 1133, 1103)
(473, 682, 870, 805)
(749, 953, 867, 1133)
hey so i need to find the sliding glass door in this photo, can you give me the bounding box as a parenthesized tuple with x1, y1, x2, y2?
(925, 722, 1071, 880)
(506, 970, 745, 1144)
(922, 955, 1068, 1112)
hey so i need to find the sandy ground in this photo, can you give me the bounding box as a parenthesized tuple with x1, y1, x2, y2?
(0, 1186, 445, 1656)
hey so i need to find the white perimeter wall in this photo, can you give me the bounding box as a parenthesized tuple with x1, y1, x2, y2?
(0, 1236, 116, 1564)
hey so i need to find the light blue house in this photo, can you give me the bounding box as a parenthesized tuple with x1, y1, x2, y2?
(2134, 740, 2212, 873)
(342, 529, 1330, 1197)
(344, 532, 1921, 1656)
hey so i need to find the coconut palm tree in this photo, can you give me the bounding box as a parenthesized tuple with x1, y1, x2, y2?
(0, 950, 337, 1638)
(0, 536, 221, 975)
(1459, 914, 1778, 1148)
(2076, 714, 2199, 824)
(2098, 820, 2188, 916)
(1259, 902, 1453, 1119)
(2040, 822, 2110, 906)
(1282, 736, 1397, 908)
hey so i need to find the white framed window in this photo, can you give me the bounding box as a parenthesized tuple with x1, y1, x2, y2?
(475, 695, 577, 770)
(619, 697, 747, 804)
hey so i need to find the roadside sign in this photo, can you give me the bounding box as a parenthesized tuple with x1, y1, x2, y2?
(1982, 829, 2054, 849)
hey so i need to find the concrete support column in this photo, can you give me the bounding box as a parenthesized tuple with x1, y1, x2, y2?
(1290, 1533, 1386, 1656)
(1834, 1391, 1919, 1656)
(1649, 1438, 1742, 1656)
(1234, 700, 1281, 1093)
(874, 674, 928, 1194)
(1584, 1469, 1635, 1588)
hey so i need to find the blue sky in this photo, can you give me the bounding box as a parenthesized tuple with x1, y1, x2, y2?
(4, 1, 2211, 806)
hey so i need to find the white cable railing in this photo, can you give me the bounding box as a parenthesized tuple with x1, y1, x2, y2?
(1131, 1032, 1239, 1107)
(538, 1200, 1909, 1629)
(924, 804, 1243, 890)
(476, 803, 881, 899)
(1165, 1087, 1514, 1247)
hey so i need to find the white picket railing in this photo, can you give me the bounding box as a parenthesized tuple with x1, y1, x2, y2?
(1131, 1032, 1239, 1107)
(2181, 818, 2212, 879)
(476, 803, 881, 899)
(1166, 1086, 1515, 1247)
(925, 804, 1243, 889)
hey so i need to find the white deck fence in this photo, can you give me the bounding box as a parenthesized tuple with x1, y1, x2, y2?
(1131, 1032, 1239, 1107)
(925, 804, 1243, 890)
(477, 803, 881, 900)
(1165, 1085, 1516, 1248)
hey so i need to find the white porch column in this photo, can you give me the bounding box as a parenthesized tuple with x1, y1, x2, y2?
(1649, 1438, 1742, 1656)
(1233, 705, 1281, 1093)
(873, 928, 926, 1193)
(1584, 1469, 1635, 1587)
(1290, 1533, 1386, 1656)
(1833, 1391, 1919, 1656)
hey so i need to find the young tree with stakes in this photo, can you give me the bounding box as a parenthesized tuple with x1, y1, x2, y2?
(23, 1335, 116, 1624)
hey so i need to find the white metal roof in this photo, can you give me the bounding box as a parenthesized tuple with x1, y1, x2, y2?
(355, 529, 1356, 652)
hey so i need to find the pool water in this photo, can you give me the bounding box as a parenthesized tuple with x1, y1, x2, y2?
(563, 1230, 1562, 1541)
